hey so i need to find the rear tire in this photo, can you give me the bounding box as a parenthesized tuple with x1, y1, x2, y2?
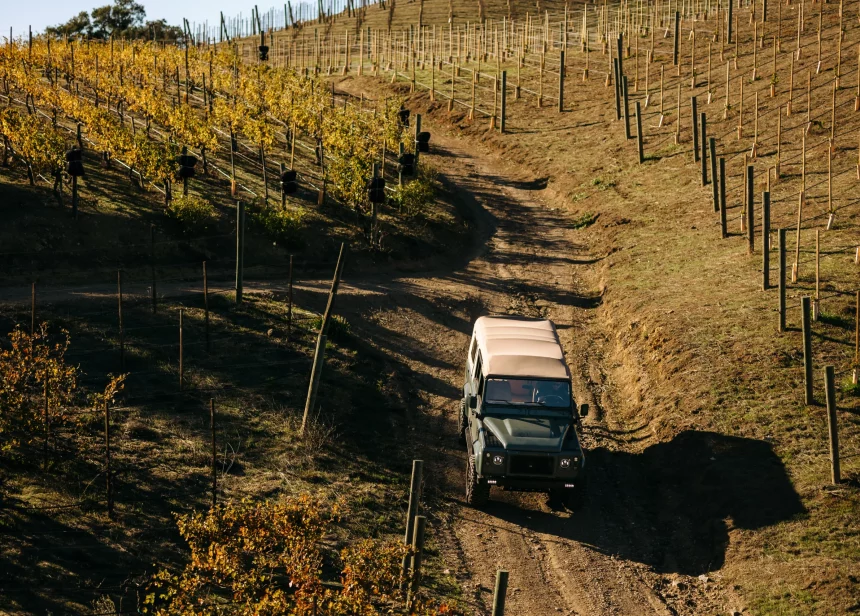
(465, 455, 490, 507)
(457, 401, 467, 445)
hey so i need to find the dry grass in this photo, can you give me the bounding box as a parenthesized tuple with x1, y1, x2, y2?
(322, 0, 860, 610)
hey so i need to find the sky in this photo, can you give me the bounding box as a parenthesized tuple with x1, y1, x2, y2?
(1, 0, 309, 41)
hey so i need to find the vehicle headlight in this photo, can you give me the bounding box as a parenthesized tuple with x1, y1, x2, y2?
(560, 458, 571, 469)
(492, 454, 505, 466)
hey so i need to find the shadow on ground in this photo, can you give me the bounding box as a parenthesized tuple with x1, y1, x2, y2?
(480, 430, 806, 576)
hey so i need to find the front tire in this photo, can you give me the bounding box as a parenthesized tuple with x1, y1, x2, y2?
(465, 455, 490, 507)
(457, 401, 467, 445)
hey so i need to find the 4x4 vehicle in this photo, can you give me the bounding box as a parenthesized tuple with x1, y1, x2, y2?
(457, 316, 588, 508)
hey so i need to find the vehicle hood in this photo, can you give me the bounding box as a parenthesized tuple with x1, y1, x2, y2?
(483, 416, 570, 452)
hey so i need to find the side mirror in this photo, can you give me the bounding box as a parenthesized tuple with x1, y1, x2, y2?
(468, 395, 478, 410)
(578, 403, 589, 417)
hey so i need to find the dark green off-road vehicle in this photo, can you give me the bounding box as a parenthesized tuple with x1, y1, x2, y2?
(457, 316, 588, 509)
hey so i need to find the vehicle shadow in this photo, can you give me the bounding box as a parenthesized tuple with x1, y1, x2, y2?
(483, 430, 806, 576)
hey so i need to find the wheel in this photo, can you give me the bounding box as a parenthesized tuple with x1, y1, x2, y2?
(457, 400, 467, 445)
(465, 455, 490, 507)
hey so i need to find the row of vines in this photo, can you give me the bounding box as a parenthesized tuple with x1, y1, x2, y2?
(0, 36, 411, 214)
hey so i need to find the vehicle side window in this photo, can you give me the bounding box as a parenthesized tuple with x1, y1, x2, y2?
(475, 355, 484, 395)
(469, 337, 478, 363)
(473, 353, 482, 380)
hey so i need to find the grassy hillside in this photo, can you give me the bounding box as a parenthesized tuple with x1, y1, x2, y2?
(301, 0, 860, 611)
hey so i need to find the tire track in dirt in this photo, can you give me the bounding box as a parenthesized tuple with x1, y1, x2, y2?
(334, 125, 693, 615)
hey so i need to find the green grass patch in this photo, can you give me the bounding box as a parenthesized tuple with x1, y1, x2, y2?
(571, 212, 598, 229)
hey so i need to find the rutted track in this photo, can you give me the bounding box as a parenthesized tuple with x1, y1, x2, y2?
(326, 126, 728, 615)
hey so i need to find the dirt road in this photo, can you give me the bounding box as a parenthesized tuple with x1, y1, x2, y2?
(326, 126, 732, 615)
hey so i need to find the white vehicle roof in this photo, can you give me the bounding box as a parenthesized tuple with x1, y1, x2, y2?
(473, 316, 570, 379)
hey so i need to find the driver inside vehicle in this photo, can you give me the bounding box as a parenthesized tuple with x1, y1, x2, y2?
(532, 380, 571, 407)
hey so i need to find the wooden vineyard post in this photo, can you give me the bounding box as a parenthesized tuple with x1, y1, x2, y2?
(623, 76, 631, 139)
(738, 80, 744, 139)
(856, 44, 860, 112)
(150, 225, 157, 314)
(815, 230, 821, 319)
(235, 201, 245, 304)
(401, 460, 424, 580)
(431, 54, 435, 101)
(203, 262, 210, 353)
(43, 378, 49, 471)
(676, 82, 682, 144)
(211, 399, 217, 507)
(30, 283, 35, 337)
(692, 96, 699, 162)
(710, 139, 719, 213)
(279, 162, 286, 206)
(719, 158, 728, 237)
(673, 11, 680, 67)
(490, 77, 498, 130)
(558, 50, 565, 112)
(300, 244, 345, 436)
(802, 296, 813, 404)
(117, 270, 124, 370)
(104, 398, 113, 519)
(635, 102, 644, 164)
(776, 111, 782, 177)
(659, 65, 665, 125)
(727, 0, 733, 44)
(747, 165, 755, 254)
(414, 114, 422, 169)
(301, 334, 327, 433)
(500, 71, 507, 133)
(492, 570, 510, 616)
(762, 191, 771, 290)
(405, 516, 427, 609)
(788, 55, 794, 115)
(700, 113, 708, 186)
(287, 254, 294, 337)
(779, 228, 787, 332)
(613, 58, 622, 120)
(824, 366, 841, 484)
(691, 30, 697, 89)
(229, 130, 237, 196)
(179, 309, 184, 391)
(469, 73, 476, 120)
(854, 291, 859, 384)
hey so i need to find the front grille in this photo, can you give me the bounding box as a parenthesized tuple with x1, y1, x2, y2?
(509, 455, 553, 476)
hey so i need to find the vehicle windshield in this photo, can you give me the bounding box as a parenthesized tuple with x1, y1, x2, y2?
(484, 378, 571, 409)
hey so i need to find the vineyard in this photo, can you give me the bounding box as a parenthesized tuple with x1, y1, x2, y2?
(1, 0, 860, 613)
(0, 29, 465, 288)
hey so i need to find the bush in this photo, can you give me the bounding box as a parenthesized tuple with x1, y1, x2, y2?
(166, 194, 217, 232)
(389, 166, 438, 217)
(143, 496, 462, 615)
(255, 205, 306, 246)
(309, 314, 351, 343)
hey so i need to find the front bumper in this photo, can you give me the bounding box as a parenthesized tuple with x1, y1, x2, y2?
(481, 476, 584, 492)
